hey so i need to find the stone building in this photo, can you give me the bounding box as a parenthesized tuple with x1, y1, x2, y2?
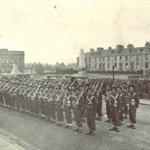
(0, 49, 24, 73)
(77, 42, 150, 73)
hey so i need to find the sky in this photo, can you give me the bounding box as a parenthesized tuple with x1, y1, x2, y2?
(0, 0, 150, 64)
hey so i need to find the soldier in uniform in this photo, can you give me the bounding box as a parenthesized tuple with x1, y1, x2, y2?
(85, 89, 97, 136)
(109, 87, 120, 132)
(104, 85, 112, 123)
(116, 86, 124, 125)
(96, 90, 103, 121)
(122, 83, 129, 119)
(64, 89, 73, 129)
(25, 90, 31, 114)
(20, 91, 25, 113)
(15, 91, 20, 111)
(49, 92, 56, 123)
(73, 89, 83, 133)
(0, 82, 4, 106)
(55, 91, 64, 127)
(127, 85, 139, 129)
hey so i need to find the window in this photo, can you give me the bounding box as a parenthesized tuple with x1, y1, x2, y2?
(114, 57, 117, 62)
(136, 56, 139, 61)
(145, 62, 148, 68)
(107, 63, 109, 69)
(140, 49, 143, 53)
(131, 56, 134, 61)
(130, 63, 134, 70)
(120, 56, 122, 61)
(125, 56, 128, 61)
(89, 64, 91, 69)
(114, 63, 117, 67)
(95, 63, 97, 68)
(103, 64, 105, 70)
(119, 63, 123, 71)
(125, 63, 128, 69)
(99, 64, 101, 70)
(89, 58, 91, 62)
(136, 62, 139, 69)
(108, 57, 109, 62)
(145, 55, 148, 61)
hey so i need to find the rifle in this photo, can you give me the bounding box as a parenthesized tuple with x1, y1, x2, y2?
(92, 79, 101, 94)
(112, 79, 117, 87)
(97, 78, 105, 96)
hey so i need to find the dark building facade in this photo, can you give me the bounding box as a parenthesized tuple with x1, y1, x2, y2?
(0, 49, 24, 73)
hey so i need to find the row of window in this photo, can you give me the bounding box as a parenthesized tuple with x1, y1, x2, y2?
(85, 55, 150, 63)
(87, 62, 149, 70)
(0, 58, 24, 63)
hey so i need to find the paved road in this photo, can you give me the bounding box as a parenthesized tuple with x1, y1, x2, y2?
(0, 131, 25, 150)
(0, 104, 150, 150)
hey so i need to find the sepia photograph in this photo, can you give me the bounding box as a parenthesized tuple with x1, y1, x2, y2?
(0, 0, 150, 150)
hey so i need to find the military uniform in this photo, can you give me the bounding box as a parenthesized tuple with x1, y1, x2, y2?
(0, 90, 4, 106)
(49, 96, 56, 123)
(24, 93, 30, 113)
(109, 89, 120, 132)
(117, 91, 124, 122)
(56, 98, 64, 126)
(15, 93, 20, 111)
(104, 89, 112, 122)
(122, 87, 129, 119)
(127, 88, 139, 129)
(85, 92, 97, 136)
(73, 93, 83, 133)
(96, 92, 103, 120)
(64, 94, 73, 128)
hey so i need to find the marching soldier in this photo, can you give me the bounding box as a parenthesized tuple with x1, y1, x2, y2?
(104, 85, 112, 123)
(64, 89, 73, 129)
(116, 87, 124, 124)
(49, 92, 56, 123)
(85, 89, 97, 136)
(109, 87, 120, 132)
(15, 91, 20, 111)
(122, 83, 129, 119)
(56, 91, 64, 127)
(96, 90, 103, 121)
(0, 87, 3, 106)
(127, 85, 139, 129)
(73, 89, 83, 133)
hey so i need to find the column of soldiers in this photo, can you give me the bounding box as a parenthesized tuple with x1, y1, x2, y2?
(104, 82, 139, 132)
(0, 77, 139, 136)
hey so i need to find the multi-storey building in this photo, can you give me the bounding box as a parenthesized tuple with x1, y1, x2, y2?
(77, 42, 150, 73)
(0, 49, 24, 73)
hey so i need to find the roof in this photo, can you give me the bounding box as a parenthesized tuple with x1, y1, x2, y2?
(85, 46, 150, 57)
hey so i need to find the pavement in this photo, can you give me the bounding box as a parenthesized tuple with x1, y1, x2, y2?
(0, 128, 39, 150)
(0, 103, 150, 150)
(0, 131, 25, 150)
(140, 99, 150, 105)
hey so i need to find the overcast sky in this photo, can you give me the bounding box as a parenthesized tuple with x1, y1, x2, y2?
(0, 0, 150, 64)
